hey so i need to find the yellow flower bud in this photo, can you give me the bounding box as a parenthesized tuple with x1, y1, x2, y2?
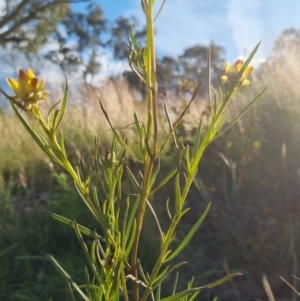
(221, 59, 253, 87)
(6, 68, 50, 110)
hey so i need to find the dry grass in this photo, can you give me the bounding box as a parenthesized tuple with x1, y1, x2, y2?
(0, 77, 208, 175)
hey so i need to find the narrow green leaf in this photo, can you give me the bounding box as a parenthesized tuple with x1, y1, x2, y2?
(54, 77, 68, 130)
(100, 102, 141, 161)
(47, 99, 61, 118)
(84, 266, 91, 299)
(126, 166, 141, 192)
(201, 273, 243, 289)
(146, 199, 164, 240)
(172, 272, 179, 295)
(134, 112, 141, 130)
(155, 283, 161, 301)
(154, 0, 168, 21)
(67, 282, 76, 301)
(125, 220, 136, 258)
(184, 145, 190, 171)
(163, 102, 179, 151)
(212, 85, 268, 142)
(49, 255, 90, 301)
(160, 273, 241, 301)
(59, 131, 67, 158)
(9, 101, 64, 167)
(164, 202, 211, 263)
(191, 119, 202, 161)
(151, 266, 169, 287)
(51, 109, 60, 131)
(74, 182, 104, 228)
(150, 167, 178, 195)
(187, 291, 200, 301)
(92, 187, 102, 215)
(149, 158, 160, 190)
(137, 259, 150, 285)
(74, 223, 102, 284)
(122, 198, 130, 250)
(147, 110, 153, 140)
(125, 195, 140, 244)
(0, 244, 19, 258)
(152, 262, 187, 290)
(174, 173, 181, 217)
(166, 198, 172, 220)
(239, 41, 261, 76)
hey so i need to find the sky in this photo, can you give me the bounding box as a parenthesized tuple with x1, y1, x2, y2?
(97, 0, 300, 65)
(1, 0, 300, 84)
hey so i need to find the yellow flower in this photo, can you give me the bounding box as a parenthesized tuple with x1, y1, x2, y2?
(6, 68, 49, 110)
(221, 59, 253, 87)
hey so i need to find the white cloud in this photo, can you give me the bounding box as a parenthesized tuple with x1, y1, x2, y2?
(226, 0, 264, 62)
(122, 0, 231, 58)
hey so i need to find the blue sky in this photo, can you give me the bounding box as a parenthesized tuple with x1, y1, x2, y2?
(97, 0, 300, 64)
(1, 0, 300, 84)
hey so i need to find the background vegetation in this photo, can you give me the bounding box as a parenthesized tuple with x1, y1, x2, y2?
(0, 1, 300, 300)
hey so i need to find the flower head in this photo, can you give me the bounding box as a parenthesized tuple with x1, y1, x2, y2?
(221, 59, 253, 87)
(6, 68, 49, 110)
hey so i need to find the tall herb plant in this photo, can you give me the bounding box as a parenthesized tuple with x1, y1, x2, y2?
(0, 1, 266, 300)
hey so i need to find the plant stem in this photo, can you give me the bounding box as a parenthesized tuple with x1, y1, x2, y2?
(131, 1, 159, 300)
(131, 156, 154, 300)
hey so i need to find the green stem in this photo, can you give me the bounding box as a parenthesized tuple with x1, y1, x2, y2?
(131, 156, 154, 301)
(140, 215, 180, 301)
(131, 1, 159, 300)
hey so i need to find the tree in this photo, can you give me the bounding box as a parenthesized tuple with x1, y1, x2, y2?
(156, 44, 225, 97)
(107, 16, 146, 61)
(0, 0, 106, 76)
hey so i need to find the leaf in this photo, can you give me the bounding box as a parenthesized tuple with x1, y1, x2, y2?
(146, 199, 164, 240)
(0, 244, 19, 258)
(49, 255, 90, 301)
(100, 101, 141, 161)
(147, 110, 153, 141)
(191, 119, 202, 161)
(174, 173, 181, 217)
(122, 198, 130, 250)
(9, 100, 64, 167)
(212, 85, 268, 142)
(238, 41, 261, 78)
(125, 220, 136, 258)
(164, 202, 211, 263)
(184, 144, 190, 171)
(134, 112, 142, 135)
(155, 283, 161, 301)
(74, 182, 105, 228)
(149, 158, 160, 190)
(163, 102, 179, 151)
(160, 273, 242, 301)
(172, 272, 179, 295)
(59, 130, 67, 158)
(125, 195, 140, 244)
(126, 166, 141, 193)
(152, 262, 187, 290)
(84, 266, 92, 299)
(158, 84, 201, 154)
(74, 223, 102, 284)
(150, 167, 178, 195)
(51, 213, 104, 241)
(54, 77, 68, 130)
(154, 0, 168, 21)
(67, 282, 77, 301)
